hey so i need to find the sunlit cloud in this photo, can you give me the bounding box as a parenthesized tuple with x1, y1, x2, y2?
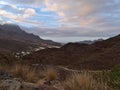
(0, 0, 120, 41)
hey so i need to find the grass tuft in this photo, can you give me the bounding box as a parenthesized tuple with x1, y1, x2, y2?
(64, 72, 111, 90)
(45, 67, 57, 82)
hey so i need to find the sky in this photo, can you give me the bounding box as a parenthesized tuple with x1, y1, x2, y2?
(0, 0, 120, 42)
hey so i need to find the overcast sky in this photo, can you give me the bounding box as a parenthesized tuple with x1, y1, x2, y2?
(0, 0, 120, 42)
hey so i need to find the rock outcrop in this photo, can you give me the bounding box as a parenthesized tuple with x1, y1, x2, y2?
(0, 72, 59, 90)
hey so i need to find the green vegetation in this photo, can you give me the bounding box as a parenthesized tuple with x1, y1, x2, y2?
(108, 65, 120, 89)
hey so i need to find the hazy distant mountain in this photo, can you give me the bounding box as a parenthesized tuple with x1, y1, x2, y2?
(76, 39, 103, 44)
(0, 24, 61, 52)
(23, 34, 120, 70)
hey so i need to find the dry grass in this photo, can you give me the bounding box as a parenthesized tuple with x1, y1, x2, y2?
(64, 72, 111, 90)
(64, 73, 93, 90)
(45, 67, 57, 82)
(0, 64, 58, 83)
(0, 64, 42, 83)
(0, 64, 116, 90)
(11, 65, 38, 82)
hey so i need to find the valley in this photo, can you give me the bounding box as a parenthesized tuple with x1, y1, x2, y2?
(0, 0, 120, 89)
(0, 24, 119, 90)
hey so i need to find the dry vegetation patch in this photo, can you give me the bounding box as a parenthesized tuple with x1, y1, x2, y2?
(0, 64, 119, 90)
(0, 64, 43, 83)
(64, 72, 112, 90)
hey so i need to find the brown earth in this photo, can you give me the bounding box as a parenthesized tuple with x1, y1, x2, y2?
(0, 51, 19, 65)
(23, 34, 120, 70)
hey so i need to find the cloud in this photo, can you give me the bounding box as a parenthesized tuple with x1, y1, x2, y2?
(41, 0, 120, 37)
(0, 8, 36, 21)
(46, 0, 120, 28)
(0, 1, 38, 26)
(38, 0, 120, 37)
(0, 0, 120, 41)
(3, 0, 44, 6)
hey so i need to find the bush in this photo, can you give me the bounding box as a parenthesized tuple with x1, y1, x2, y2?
(0, 64, 42, 83)
(64, 72, 111, 90)
(45, 67, 57, 82)
(108, 65, 120, 89)
(64, 73, 95, 90)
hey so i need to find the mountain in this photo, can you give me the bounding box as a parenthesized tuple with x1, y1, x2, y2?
(0, 24, 61, 52)
(0, 24, 41, 42)
(76, 39, 103, 44)
(23, 34, 120, 70)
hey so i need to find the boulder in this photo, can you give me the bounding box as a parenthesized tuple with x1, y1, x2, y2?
(0, 79, 21, 90)
(0, 72, 59, 90)
(21, 83, 59, 90)
(38, 85, 58, 90)
(0, 72, 12, 80)
(0, 80, 59, 90)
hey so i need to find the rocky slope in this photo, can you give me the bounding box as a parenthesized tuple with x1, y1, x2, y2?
(0, 72, 59, 90)
(0, 51, 18, 65)
(23, 34, 120, 70)
(0, 24, 61, 52)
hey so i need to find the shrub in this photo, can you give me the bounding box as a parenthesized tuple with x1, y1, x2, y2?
(64, 72, 111, 90)
(10, 64, 39, 83)
(45, 67, 57, 82)
(64, 73, 94, 90)
(108, 65, 120, 89)
(0, 64, 42, 83)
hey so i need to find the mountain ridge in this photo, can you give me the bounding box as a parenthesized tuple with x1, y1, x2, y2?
(0, 24, 61, 52)
(23, 34, 120, 70)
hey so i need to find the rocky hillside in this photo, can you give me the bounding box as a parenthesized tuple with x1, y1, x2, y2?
(23, 34, 120, 70)
(0, 24, 61, 52)
(0, 51, 19, 65)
